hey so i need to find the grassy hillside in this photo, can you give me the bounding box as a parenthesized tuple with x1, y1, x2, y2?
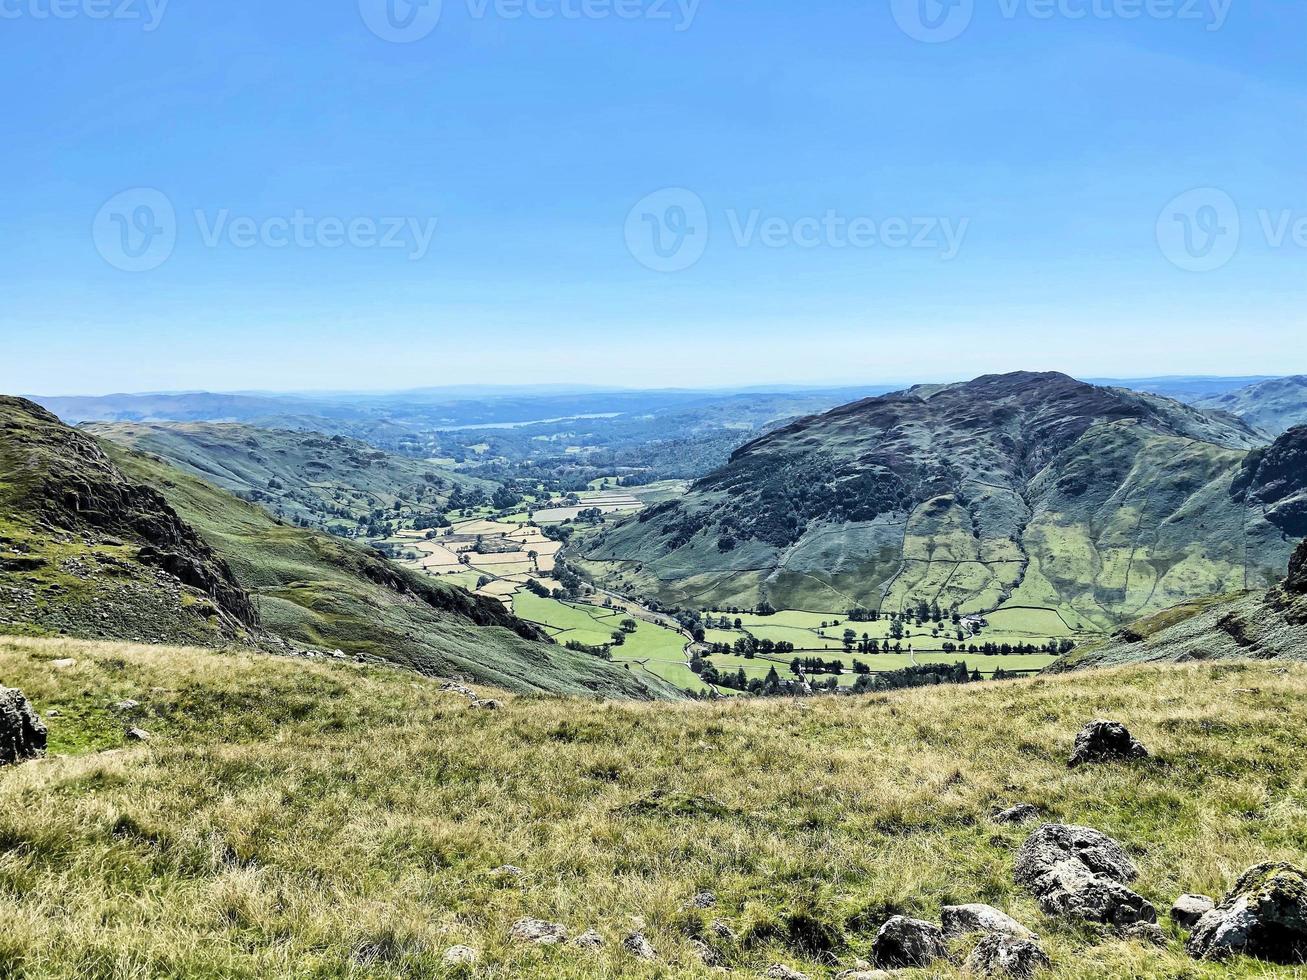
(88, 421, 490, 538)
(2, 634, 1306, 977)
(584, 373, 1296, 628)
(0, 397, 257, 647)
(100, 441, 678, 700)
(1052, 540, 1307, 672)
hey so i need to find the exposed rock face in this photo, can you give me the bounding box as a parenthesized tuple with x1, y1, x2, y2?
(1068, 720, 1149, 767)
(870, 916, 946, 969)
(1015, 824, 1156, 926)
(1288, 540, 1307, 595)
(1172, 894, 1216, 929)
(941, 904, 1034, 940)
(1186, 862, 1307, 964)
(0, 688, 47, 764)
(573, 929, 605, 950)
(441, 945, 477, 965)
(1233, 427, 1307, 537)
(964, 934, 1051, 978)
(509, 917, 567, 945)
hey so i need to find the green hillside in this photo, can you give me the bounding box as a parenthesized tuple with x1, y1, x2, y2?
(0, 396, 676, 700)
(3, 634, 1305, 977)
(87, 421, 490, 537)
(1195, 376, 1307, 436)
(583, 373, 1299, 629)
(1050, 539, 1307, 672)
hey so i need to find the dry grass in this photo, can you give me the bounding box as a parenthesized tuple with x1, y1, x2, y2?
(1, 635, 1305, 978)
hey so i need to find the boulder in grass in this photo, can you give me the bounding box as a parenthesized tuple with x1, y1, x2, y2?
(509, 917, 567, 945)
(441, 946, 478, 966)
(1186, 862, 1307, 964)
(573, 929, 605, 949)
(1068, 720, 1148, 767)
(622, 932, 656, 960)
(764, 966, 810, 980)
(870, 916, 946, 969)
(995, 803, 1039, 825)
(964, 934, 1051, 978)
(1015, 824, 1156, 927)
(0, 688, 46, 765)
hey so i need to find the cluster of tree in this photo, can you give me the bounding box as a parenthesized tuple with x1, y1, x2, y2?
(850, 661, 973, 693)
(564, 640, 612, 660)
(791, 656, 872, 676)
(704, 637, 795, 658)
(940, 639, 1075, 655)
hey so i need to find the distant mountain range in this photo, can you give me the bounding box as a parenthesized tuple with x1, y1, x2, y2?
(1192, 376, 1307, 437)
(582, 372, 1305, 628)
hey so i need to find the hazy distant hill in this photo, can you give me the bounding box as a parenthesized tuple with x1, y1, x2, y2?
(87, 421, 489, 536)
(1194, 376, 1307, 437)
(582, 373, 1300, 628)
(0, 397, 675, 699)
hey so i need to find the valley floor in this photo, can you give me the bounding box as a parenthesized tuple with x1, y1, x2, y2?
(2, 637, 1305, 977)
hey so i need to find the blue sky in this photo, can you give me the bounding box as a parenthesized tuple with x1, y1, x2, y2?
(2, 0, 1303, 394)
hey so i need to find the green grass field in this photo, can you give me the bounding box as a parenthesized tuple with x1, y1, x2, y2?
(2, 634, 1303, 978)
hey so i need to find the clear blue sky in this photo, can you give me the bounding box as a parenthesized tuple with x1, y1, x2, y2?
(2, 0, 1303, 395)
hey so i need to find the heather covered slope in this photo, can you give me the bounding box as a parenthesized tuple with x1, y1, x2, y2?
(2, 634, 1305, 977)
(1051, 539, 1307, 673)
(87, 421, 489, 536)
(583, 373, 1297, 627)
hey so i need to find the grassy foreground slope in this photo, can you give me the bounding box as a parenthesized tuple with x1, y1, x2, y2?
(3, 635, 1306, 978)
(100, 441, 677, 700)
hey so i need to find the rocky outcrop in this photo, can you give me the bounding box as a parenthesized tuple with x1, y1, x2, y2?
(1186, 862, 1307, 963)
(1288, 540, 1307, 595)
(995, 803, 1039, 825)
(509, 917, 567, 945)
(870, 916, 946, 969)
(1015, 824, 1156, 927)
(622, 932, 655, 960)
(0, 688, 46, 764)
(1068, 720, 1148, 767)
(964, 934, 1050, 978)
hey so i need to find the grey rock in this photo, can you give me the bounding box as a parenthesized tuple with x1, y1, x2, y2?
(690, 938, 719, 965)
(1068, 720, 1148, 767)
(509, 917, 567, 945)
(111, 699, 141, 711)
(0, 688, 47, 765)
(623, 931, 656, 960)
(442, 945, 478, 965)
(1186, 862, 1307, 964)
(964, 934, 1051, 978)
(1122, 922, 1167, 947)
(490, 864, 525, 879)
(871, 915, 946, 969)
(49, 658, 76, 668)
(1014, 823, 1139, 888)
(1015, 824, 1155, 927)
(1171, 894, 1215, 929)
(574, 929, 605, 949)
(942, 903, 1035, 940)
(125, 727, 152, 742)
(995, 803, 1039, 825)
(764, 966, 810, 980)
(471, 699, 502, 710)
(685, 890, 717, 909)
